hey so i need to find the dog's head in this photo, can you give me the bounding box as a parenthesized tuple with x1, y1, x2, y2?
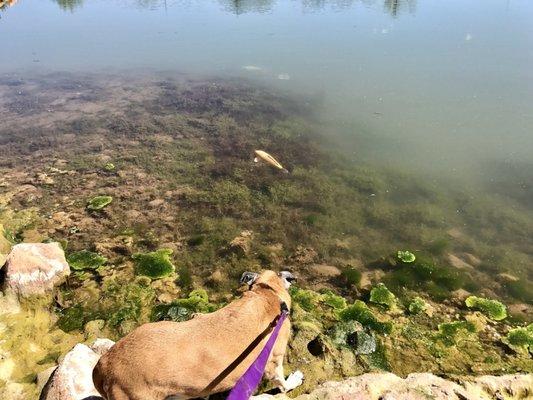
(240, 270, 296, 308)
(240, 270, 296, 290)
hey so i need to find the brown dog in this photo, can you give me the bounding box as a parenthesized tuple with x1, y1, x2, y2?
(93, 270, 303, 400)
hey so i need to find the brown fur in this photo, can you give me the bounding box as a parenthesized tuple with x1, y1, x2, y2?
(93, 271, 294, 400)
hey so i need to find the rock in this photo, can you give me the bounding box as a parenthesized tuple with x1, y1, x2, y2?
(507, 303, 533, 320)
(290, 246, 318, 265)
(208, 269, 225, 285)
(2, 243, 70, 297)
(226, 230, 253, 256)
(462, 252, 481, 266)
(450, 288, 471, 304)
(497, 273, 519, 283)
(447, 253, 474, 270)
(253, 372, 533, 400)
(148, 198, 165, 208)
(352, 331, 376, 355)
(359, 269, 385, 290)
(40, 340, 114, 400)
(308, 264, 341, 278)
(36, 366, 57, 394)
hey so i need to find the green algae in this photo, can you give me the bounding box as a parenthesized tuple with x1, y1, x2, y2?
(408, 297, 427, 315)
(67, 250, 107, 270)
(341, 266, 362, 287)
(103, 162, 116, 171)
(437, 321, 477, 346)
(339, 300, 393, 334)
(369, 283, 396, 309)
(87, 195, 113, 211)
(503, 324, 533, 354)
(132, 248, 175, 279)
(465, 296, 507, 321)
(397, 250, 416, 263)
(151, 289, 217, 322)
(321, 290, 347, 310)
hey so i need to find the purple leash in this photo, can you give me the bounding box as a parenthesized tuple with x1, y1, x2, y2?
(227, 310, 288, 400)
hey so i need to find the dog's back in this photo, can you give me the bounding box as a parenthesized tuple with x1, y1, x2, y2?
(93, 286, 288, 400)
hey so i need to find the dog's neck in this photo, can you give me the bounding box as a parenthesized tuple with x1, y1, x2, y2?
(252, 282, 291, 311)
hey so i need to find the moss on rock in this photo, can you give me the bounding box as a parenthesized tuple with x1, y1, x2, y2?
(408, 297, 427, 315)
(339, 300, 393, 334)
(465, 296, 507, 321)
(87, 195, 113, 211)
(132, 248, 175, 279)
(370, 283, 397, 309)
(503, 324, 533, 354)
(67, 250, 107, 271)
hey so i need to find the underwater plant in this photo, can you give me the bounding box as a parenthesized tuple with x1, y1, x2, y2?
(341, 267, 362, 287)
(151, 289, 217, 322)
(408, 297, 427, 315)
(397, 250, 416, 263)
(104, 162, 116, 171)
(503, 324, 533, 354)
(465, 296, 507, 321)
(87, 195, 113, 211)
(436, 320, 476, 346)
(338, 300, 393, 334)
(67, 250, 107, 270)
(321, 290, 347, 310)
(132, 248, 175, 279)
(369, 283, 396, 309)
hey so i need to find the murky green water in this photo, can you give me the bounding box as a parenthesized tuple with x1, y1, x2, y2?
(0, 1, 532, 397)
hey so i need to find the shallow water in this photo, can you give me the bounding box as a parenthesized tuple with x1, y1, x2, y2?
(0, 2, 532, 393)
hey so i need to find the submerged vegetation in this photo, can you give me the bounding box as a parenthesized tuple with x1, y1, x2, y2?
(86, 195, 113, 211)
(465, 296, 507, 321)
(0, 73, 531, 398)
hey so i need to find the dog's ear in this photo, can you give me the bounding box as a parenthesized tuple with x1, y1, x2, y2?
(279, 271, 296, 289)
(240, 272, 259, 287)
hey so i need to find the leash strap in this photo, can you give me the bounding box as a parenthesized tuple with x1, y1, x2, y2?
(226, 310, 288, 400)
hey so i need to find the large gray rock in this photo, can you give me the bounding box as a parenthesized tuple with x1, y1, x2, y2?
(40, 339, 114, 400)
(253, 372, 533, 400)
(2, 242, 70, 296)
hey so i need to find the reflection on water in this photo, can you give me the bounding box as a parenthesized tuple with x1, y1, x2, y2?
(383, 0, 416, 17)
(44, 0, 417, 15)
(54, 0, 83, 11)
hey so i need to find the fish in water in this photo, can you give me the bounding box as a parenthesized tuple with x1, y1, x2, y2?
(254, 150, 289, 173)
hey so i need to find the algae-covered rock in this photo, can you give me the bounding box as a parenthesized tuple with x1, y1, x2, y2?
(397, 250, 416, 263)
(340, 266, 362, 287)
(503, 324, 533, 354)
(330, 320, 362, 347)
(437, 321, 476, 346)
(151, 289, 216, 322)
(369, 283, 396, 309)
(338, 300, 392, 334)
(132, 248, 175, 279)
(465, 296, 507, 321)
(320, 290, 347, 310)
(408, 297, 427, 315)
(87, 195, 113, 211)
(67, 250, 107, 271)
(3, 242, 70, 297)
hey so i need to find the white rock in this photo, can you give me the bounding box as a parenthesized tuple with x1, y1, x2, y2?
(2, 243, 70, 297)
(41, 340, 115, 400)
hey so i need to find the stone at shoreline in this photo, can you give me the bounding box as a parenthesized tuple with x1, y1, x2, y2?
(253, 372, 533, 400)
(40, 339, 115, 400)
(2, 242, 70, 297)
(308, 264, 341, 278)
